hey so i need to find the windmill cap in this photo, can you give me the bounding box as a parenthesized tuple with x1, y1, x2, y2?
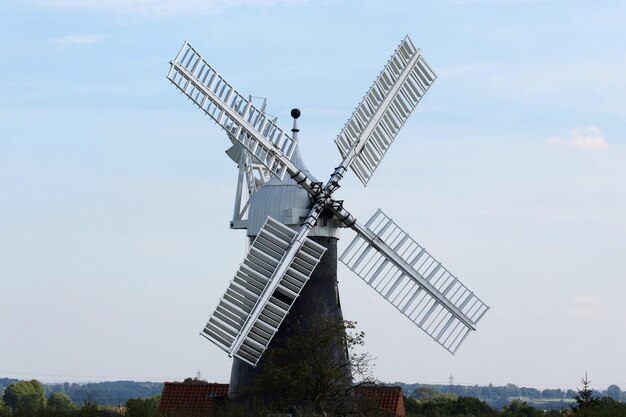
(246, 143, 320, 237)
(290, 108, 301, 119)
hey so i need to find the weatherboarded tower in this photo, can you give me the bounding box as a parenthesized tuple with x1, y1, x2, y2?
(229, 126, 347, 398)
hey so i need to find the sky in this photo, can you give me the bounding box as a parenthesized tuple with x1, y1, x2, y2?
(1, 0, 625, 391)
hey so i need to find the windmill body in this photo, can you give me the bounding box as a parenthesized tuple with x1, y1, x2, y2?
(166, 36, 490, 397)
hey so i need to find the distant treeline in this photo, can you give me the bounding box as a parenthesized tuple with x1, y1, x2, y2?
(0, 379, 162, 406)
(395, 382, 624, 410)
(2, 377, 626, 417)
(1, 377, 624, 411)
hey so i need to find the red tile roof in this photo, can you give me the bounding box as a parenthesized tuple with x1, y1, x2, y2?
(158, 382, 229, 416)
(355, 385, 406, 417)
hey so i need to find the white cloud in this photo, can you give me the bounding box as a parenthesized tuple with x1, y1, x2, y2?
(46, 34, 106, 45)
(561, 295, 604, 319)
(547, 126, 608, 151)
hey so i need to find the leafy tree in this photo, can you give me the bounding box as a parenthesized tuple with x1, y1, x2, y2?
(404, 395, 421, 415)
(505, 384, 521, 398)
(574, 396, 626, 417)
(572, 373, 597, 411)
(406, 395, 495, 417)
(411, 386, 438, 400)
(606, 384, 621, 401)
(0, 397, 10, 417)
(255, 316, 375, 415)
(2, 380, 46, 416)
(465, 385, 482, 398)
(541, 388, 564, 399)
(492, 386, 508, 399)
(451, 396, 495, 416)
(182, 377, 208, 384)
(414, 394, 455, 417)
(125, 395, 160, 417)
(520, 387, 540, 399)
(481, 384, 495, 400)
(48, 392, 76, 413)
(501, 399, 541, 417)
(77, 394, 98, 417)
(491, 396, 509, 410)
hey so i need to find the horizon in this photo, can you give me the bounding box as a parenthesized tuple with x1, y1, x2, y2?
(0, 375, 615, 392)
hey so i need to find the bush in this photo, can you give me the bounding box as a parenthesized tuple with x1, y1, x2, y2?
(125, 395, 160, 417)
(48, 392, 76, 413)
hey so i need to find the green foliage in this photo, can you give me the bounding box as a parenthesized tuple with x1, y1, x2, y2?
(182, 378, 208, 385)
(43, 381, 163, 406)
(412, 386, 438, 400)
(255, 316, 374, 415)
(47, 392, 76, 413)
(519, 387, 541, 399)
(2, 380, 46, 416)
(0, 397, 11, 417)
(606, 384, 621, 401)
(0, 379, 20, 399)
(501, 399, 542, 417)
(404, 396, 421, 415)
(451, 396, 495, 416)
(125, 395, 160, 417)
(572, 373, 597, 411)
(76, 394, 98, 417)
(541, 389, 565, 400)
(573, 396, 626, 417)
(406, 395, 496, 417)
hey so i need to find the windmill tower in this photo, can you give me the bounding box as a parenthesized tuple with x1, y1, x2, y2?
(166, 36, 489, 399)
(228, 109, 347, 397)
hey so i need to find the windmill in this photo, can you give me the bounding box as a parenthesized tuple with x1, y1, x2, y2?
(167, 36, 489, 398)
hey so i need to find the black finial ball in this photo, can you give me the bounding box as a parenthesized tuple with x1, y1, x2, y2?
(291, 108, 301, 119)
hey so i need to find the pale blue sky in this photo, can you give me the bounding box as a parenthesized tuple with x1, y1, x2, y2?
(1, 0, 625, 389)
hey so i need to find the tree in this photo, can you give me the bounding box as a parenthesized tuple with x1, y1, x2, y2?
(125, 395, 160, 417)
(403, 395, 421, 415)
(481, 384, 495, 400)
(0, 397, 10, 417)
(574, 397, 626, 417)
(255, 316, 375, 415)
(501, 399, 541, 417)
(406, 395, 495, 417)
(411, 386, 438, 400)
(572, 372, 598, 411)
(47, 392, 76, 413)
(520, 387, 540, 399)
(413, 394, 455, 417)
(182, 377, 208, 384)
(451, 396, 495, 416)
(505, 383, 521, 398)
(541, 388, 564, 399)
(43, 381, 163, 406)
(77, 394, 98, 417)
(606, 384, 621, 401)
(2, 380, 46, 416)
